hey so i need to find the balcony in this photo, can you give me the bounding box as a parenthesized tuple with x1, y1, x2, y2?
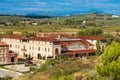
(21, 48, 27, 51)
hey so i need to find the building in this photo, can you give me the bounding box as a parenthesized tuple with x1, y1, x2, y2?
(2, 35, 61, 59)
(0, 42, 9, 64)
(78, 36, 106, 51)
(0, 42, 17, 64)
(1, 35, 106, 60)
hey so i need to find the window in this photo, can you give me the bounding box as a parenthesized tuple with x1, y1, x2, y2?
(0, 50, 2, 54)
(32, 47, 34, 50)
(3, 58, 6, 62)
(55, 48, 59, 54)
(0, 58, 2, 62)
(45, 48, 46, 52)
(4, 49, 7, 54)
(15, 45, 17, 48)
(23, 46, 26, 49)
(10, 44, 12, 48)
(38, 47, 40, 51)
(29, 46, 31, 50)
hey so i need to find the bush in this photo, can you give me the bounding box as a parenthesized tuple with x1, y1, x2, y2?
(76, 28, 103, 36)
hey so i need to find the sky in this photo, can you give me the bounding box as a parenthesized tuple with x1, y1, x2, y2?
(0, 0, 120, 16)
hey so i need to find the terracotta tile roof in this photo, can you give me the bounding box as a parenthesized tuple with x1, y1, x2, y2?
(3, 35, 58, 42)
(3, 35, 23, 39)
(29, 37, 59, 42)
(62, 49, 96, 54)
(0, 42, 9, 47)
(61, 40, 94, 47)
(78, 36, 106, 40)
(81, 40, 94, 46)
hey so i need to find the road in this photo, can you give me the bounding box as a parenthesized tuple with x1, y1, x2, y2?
(0, 68, 23, 78)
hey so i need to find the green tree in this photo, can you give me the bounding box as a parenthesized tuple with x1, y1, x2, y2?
(76, 31, 85, 36)
(95, 40, 101, 56)
(76, 28, 103, 36)
(96, 41, 120, 80)
(5, 30, 13, 35)
(21, 31, 30, 37)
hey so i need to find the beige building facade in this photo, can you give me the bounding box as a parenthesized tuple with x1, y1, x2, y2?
(2, 35, 61, 59)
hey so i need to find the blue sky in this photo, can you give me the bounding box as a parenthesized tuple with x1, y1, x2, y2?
(0, 0, 120, 16)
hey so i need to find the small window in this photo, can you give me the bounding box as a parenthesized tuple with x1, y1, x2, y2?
(0, 50, 2, 54)
(0, 58, 2, 62)
(45, 48, 46, 52)
(10, 44, 12, 48)
(29, 46, 31, 50)
(32, 47, 34, 50)
(15, 45, 17, 48)
(38, 47, 40, 51)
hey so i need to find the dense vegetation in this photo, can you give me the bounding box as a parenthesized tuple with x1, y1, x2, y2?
(13, 56, 97, 80)
(96, 41, 120, 80)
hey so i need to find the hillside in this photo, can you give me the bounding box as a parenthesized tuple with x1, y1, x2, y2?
(0, 12, 120, 33)
(13, 57, 97, 80)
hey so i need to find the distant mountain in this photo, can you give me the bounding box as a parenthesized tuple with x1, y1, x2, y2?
(25, 12, 52, 18)
(25, 11, 79, 17)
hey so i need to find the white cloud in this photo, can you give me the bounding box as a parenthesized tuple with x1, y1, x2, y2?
(37, 2, 47, 5)
(20, 8, 40, 11)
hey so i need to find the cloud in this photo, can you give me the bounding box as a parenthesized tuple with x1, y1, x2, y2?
(20, 8, 40, 11)
(37, 2, 47, 5)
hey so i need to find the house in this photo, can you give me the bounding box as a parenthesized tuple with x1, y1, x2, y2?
(0, 42, 17, 64)
(2, 35, 61, 60)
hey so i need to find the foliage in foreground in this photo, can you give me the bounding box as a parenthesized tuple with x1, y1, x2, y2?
(96, 41, 120, 80)
(13, 56, 97, 80)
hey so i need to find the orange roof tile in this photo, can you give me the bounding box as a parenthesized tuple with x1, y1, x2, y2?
(3, 35, 23, 39)
(61, 40, 94, 47)
(0, 42, 9, 47)
(78, 36, 106, 40)
(29, 37, 59, 42)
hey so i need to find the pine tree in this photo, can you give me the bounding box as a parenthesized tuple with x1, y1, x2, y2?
(95, 40, 101, 56)
(96, 41, 120, 80)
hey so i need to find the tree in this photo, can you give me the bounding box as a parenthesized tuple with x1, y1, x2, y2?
(96, 41, 120, 80)
(76, 31, 85, 36)
(21, 31, 30, 37)
(76, 28, 103, 36)
(95, 40, 101, 56)
(5, 30, 13, 35)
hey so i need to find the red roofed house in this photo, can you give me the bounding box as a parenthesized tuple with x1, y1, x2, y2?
(2, 35, 61, 60)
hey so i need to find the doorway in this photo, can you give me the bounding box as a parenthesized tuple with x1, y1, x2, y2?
(11, 57, 14, 63)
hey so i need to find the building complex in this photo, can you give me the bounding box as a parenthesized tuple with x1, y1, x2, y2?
(0, 34, 106, 64)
